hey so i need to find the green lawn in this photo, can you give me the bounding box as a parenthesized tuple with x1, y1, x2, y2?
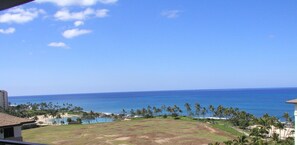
(23, 118, 238, 145)
(211, 122, 244, 137)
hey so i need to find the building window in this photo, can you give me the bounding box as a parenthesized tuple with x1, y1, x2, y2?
(4, 127, 14, 138)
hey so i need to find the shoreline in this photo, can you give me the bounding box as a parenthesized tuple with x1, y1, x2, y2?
(34, 112, 115, 126)
(34, 113, 80, 125)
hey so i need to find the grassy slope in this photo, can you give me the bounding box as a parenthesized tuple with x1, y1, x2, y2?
(23, 118, 239, 145)
(211, 122, 244, 137)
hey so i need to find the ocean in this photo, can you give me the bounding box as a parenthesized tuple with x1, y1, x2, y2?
(8, 88, 297, 118)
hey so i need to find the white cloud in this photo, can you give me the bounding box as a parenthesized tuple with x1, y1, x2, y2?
(0, 27, 16, 34)
(62, 28, 91, 39)
(74, 21, 84, 27)
(48, 42, 69, 48)
(98, 0, 118, 4)
(35, 0, 118, 6)
(54, 8, 108, 21)
(55, 8, 94, 21)
(0, 8, 45, 24)
(161, 10, 181, 19)
(96, 9, 109, 18)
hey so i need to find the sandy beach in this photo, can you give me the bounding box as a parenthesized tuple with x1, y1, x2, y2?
(34, 113, 79, 125)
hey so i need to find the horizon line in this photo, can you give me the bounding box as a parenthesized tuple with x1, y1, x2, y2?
(9, 86, 297, 97)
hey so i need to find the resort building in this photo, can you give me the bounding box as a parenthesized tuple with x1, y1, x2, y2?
(0, 113, 35, 141)
(0, 90, 8, 110)
(287, 99, 297, 145)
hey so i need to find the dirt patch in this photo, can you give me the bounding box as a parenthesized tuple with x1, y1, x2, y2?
(115, 137, 131, 141)
(82, 133, 90, 137)
(139, 136, 149, 139)
(104, 135, 119, 137)
(155, 138, 171, 144)
(204, 125, 217, 133)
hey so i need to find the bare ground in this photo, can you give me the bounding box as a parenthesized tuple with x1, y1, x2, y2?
(23, 118, 235, 145)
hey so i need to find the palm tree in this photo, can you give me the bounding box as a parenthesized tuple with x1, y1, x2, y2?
(76, 117, 82, 124)
(257, 116, 271, 132)
(56, 114, 62, 125)
(215, 105, 224, 119)
(141, 108, 147, 116)
(233, 135, 249, 145)
(122, 109, 127, 116)
(223, 107, 231, 119)
(249, 127, 268, 143)
(272, 132, 279, 144)
(209, 105, 215, 117)
(223, 140, 233, 145)
(194, 103, 201, 118)
(82, 112, 95, 124)
(166, 106, 173, 115)
(33, 116, 38, 121)
(147, 108, 153, 117)
(283, 112, 293, 128)
(283, 112, 290, 123)
(172, 105, 182, 117)
(161, 105, 167, 115)
(208, 142, 220, 145)
(201, 107, 207, 118)
(156, 108, 162, 116)
(130, 109, 135, 117)
(250, 127, 262, 139)
(184, 103, 193, 117)
(276, 121, 284, 140)
(136, 109, 142, 116)
(152, 107, 157, 116)
(67, 117, 72, 124)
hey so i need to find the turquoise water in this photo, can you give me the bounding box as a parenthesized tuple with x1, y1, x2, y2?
(49, 117, 113, 124)
(9, 88, 297, 118)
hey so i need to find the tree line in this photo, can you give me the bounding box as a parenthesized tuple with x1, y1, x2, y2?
(121, 103, 294, 145)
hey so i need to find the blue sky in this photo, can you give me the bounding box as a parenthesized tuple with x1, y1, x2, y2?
(1, 0, 297, 96)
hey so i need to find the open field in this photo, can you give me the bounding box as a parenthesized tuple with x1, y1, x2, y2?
(23, 118, 239, 145)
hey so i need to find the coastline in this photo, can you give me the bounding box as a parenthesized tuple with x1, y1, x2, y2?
(9, 88, 297, 118)
(34, 113, 79, 125)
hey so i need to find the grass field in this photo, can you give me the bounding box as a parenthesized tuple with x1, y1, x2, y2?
(23, 118, 239, 145)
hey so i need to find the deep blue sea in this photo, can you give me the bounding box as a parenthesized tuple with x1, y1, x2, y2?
(8, 88, 297, 118)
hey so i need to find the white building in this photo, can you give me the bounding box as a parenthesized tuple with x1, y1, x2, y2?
(0, 90, 8, 110)
(287, 99, 297, 145)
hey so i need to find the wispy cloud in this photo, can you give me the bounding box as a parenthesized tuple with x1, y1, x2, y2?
(62, 28, 91, 39)
(98, 0, 118, 5)
(96, 9, 109, 18)
(55, 8, 93, 21)
(74, 21, 84, 27)
(161, 10, 181, 19)
(0, 8, 45, 24)
(48, 42, 69, 48)
(54, 8, 108, 21)
(35, 0, 118, 6)
(0, 27, 16, 34)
